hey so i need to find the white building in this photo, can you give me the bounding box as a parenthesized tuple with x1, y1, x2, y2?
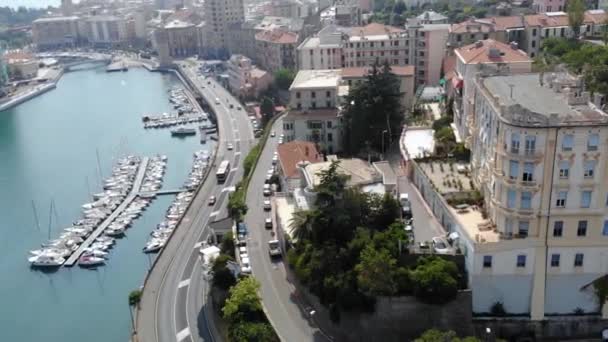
(458, 72, 608, 318)
(226, 54, 272, 98)
(297, 25, 346, 70)
(83, 16, 128, 47)
(32, 16, 80, 50)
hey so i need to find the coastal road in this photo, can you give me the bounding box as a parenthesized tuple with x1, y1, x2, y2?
(245, 118, 330, 342)
(136, 62, 254, 342)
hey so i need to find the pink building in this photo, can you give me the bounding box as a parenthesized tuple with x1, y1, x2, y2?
(532, 0, 566, 14)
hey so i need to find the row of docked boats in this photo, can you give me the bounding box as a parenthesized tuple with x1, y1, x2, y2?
(142, 150, 210, 253)
(142, 87, 207, 129)
(28, 155, 143, 268)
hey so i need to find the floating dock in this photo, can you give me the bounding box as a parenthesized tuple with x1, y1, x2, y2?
(64, 157, 150, 267)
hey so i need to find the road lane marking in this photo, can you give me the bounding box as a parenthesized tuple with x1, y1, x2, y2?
(178, 279, 190, 288)
(176, 327, 190, 341)
(210, 210, 220, 217)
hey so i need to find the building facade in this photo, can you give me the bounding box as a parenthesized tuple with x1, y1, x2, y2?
(226, 54, 272, 98)
(82, 16, 128, 48)
(341, 65, 415, 109)
(255, 29, 299, 72)
(203, 0, 245, 52)
(533, 0, 566, 13)
(32, 16, 80, 50)
(463, 72, 608, 317)
(297, 25, 346, 70)
(164, 20, 198, 57)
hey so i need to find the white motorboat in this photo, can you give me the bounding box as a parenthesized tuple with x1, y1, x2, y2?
(143, 239, 165, 253)
(90, 243, 110, 251)
(82, 249, 108, 258)
(78, 256, 105, 267)
(105, 225, 126, 237)
(29, 254, 65, 267)
(95, 236, 115, 244)
(29, 248, 71, 258)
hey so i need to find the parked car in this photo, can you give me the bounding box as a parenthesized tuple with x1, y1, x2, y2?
(432, 236, 452, 254)
(227, 143, 234, 150)
(265, 217, 273, 229)
(270, 131, 276, 137)
(272, 155, 278, 165)
(208, 196, 216, 206)
(263, 200, 271, 211)
(263, 184, 271, 196)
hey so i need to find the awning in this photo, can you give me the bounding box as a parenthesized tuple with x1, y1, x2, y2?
(452, 77, 463, 89)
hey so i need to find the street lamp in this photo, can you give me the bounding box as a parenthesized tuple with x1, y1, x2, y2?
(381, 130, 388, 160)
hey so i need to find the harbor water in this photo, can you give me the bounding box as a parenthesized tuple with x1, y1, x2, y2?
(0, 66, 212, 341)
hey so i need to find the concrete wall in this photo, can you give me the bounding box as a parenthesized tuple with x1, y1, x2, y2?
(473, 316, 608, 341)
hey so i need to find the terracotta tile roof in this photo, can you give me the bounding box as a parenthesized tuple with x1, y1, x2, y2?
(277, 141, 322, 178)
(524, 13, 569, 27)
(341, 65, 414, 78)
(255, 29, 298, 44)
(450, 19, 494, 34)
(477, 16, 524, 30)
(349, 22, 404, 36)
(455, 39, 531, 64)
(584, 10, 608, 24)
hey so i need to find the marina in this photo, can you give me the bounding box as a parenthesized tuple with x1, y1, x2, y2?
(0, 67, 210, 342)
(143, 149, 212, 253)
(142, 87, 208, 129)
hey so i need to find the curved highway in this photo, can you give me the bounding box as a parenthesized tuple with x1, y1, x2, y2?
(136, 61, 254, 342)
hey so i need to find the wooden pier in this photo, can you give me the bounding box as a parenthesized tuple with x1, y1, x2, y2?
(64, 157, 150, 267)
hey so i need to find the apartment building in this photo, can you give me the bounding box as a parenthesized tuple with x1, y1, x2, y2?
(451, 39, 532, 145)
(416, 10, 448, 24)
(533, 0, 566, 13)
(32, 16, 80, 50)
(448, 10, 608, 58)
(203, 0, 245, 52)
(226, 54, 272, 98)
(297, 25, 346, 70)
(270, 0, 314, 19)
(298, 21, 448, 86)
(163, 19, 198, 57)
(334, 0, 362, 27)
(461, 72, 608, 317)
(255, 29, 299, 72)
(284, 69, 343, 154)
(82, 16, 128, 48)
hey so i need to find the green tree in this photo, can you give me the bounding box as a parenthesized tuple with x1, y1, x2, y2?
(567, 0, 585, 38)
(260, 96, 274, 127)
(222, 277, 264, 322)
(220, 231, 235, 257)
(274, 68, 295, 90)
(411, 256, 459, 304)
(212, 254, 237, 290)
(355, 245, 398, 296)
(228, 187, 248, 221)
(415, 329, 481, 342)
(289, 210, 317, 242)
(228, 321, 279, 342)
(342, 61, 404, 154)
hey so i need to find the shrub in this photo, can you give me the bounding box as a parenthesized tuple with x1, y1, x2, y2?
(490, 301, 506, 316)
(220, 231, 235, 257)
(411, 257, 459, 304)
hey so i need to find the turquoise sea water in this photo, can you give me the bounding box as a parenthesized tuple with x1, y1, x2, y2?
(0, 67, 210, 341)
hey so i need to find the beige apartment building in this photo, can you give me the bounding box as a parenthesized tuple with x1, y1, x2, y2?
(226, 54, 272, 98)
(81, 15, 128, 48)
(341, 65, 415, 109)
(164, 20, 198, 57)
(255, 29, 299, 73)
(203, 0, 245, 52)
(32, 16, 80, 50)
(462, 72, 608, 318)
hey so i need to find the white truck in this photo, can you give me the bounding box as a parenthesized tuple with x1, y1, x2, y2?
(268, 239, 282, 258)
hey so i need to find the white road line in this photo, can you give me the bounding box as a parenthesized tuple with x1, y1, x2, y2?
(176, 327, 190, 341)
(178, 279, 190, 289)
(210, 210, 220, 217)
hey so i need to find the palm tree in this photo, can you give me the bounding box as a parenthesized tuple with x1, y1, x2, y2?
(289, 210, 316, 242)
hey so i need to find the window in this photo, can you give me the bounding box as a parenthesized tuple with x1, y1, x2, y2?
(587, 133, 599, 151)
(311, 101, 316, 109)
(562, 134, 574, 151)
(553, 221, 563, 237)
(517, 255, 526, 267)
(523, 162, 534, 182)
(556, 191, 567, 207)
(326, 91, 331, 98)
(531, 40, 536, 48)
(577, 220, 588, 236)
(507, 189, 516, 208)
(581, 191, 592, 208)
(509, 160, 519, 180)
(558, 161, 569, 178)
(510, 133, 520, 153)
(297, 102, 302, 109)
(457, 34, 462, 42)
(483, 255, 492, 268)
(584, 160, 596, 178)
(525, 135, 536, 155)
(551, 254, 560, 267)
(307, 121, 322, 129)
(574, 253, 584, 267)
(532, 28, 537, 36)
(327, 133, 333, 142)
(326, 101, 331, 108)
(311, 91, 316, 98)
(296, 92, 301, 99)
(327, 121, 332, 128)
(521, 192, 532, 209)
(603, 220, 608, 236)
(518, 221, 529, 237)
